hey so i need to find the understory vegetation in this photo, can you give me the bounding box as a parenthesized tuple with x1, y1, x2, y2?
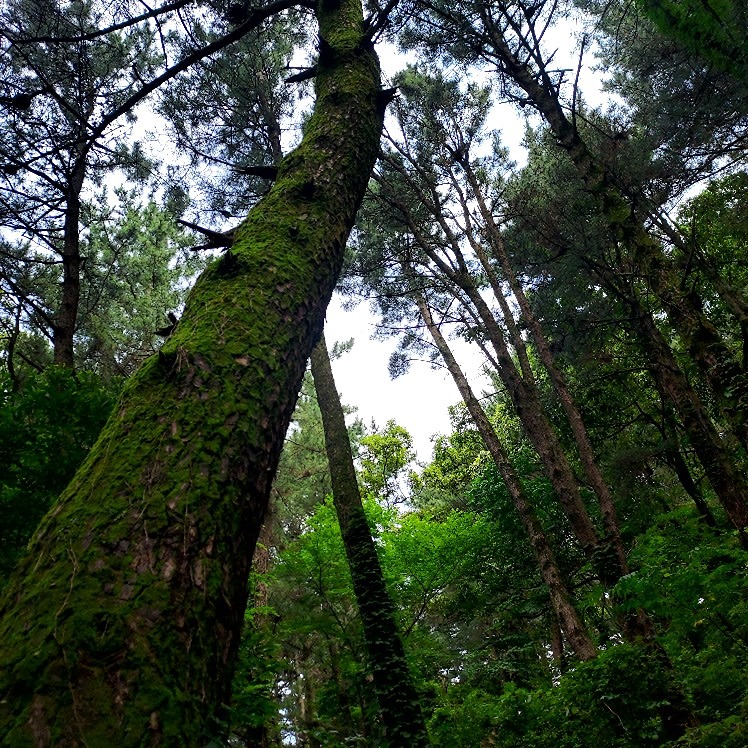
(1, 0, 746, 743)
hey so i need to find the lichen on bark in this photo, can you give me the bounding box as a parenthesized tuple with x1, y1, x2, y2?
(0, 1, 384, 743)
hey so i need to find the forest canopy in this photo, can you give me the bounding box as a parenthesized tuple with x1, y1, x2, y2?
(0, 0, 747, 744)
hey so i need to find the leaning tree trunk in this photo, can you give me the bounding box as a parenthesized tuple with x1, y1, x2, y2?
(310, 333, 430, 747)
(460, 159, 630, 580)
(480, 13, 748, 450)
(396, 210, 608, 581)
(482, 22, 748, 534)
(415, 295, 598, 662)
(0, 2, 384, 743)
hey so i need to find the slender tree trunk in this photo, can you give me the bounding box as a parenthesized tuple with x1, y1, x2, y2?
(549, 613, 566, 671)
(661, 418, 718, 527)
(479, 12, 748, 449)
(397, 198, 627, 590)
(298, 670, 321, 748)
(310, 332, 430, 747)
(591, 258, 748, 533)
(0, 2, 385, 742)
(396, 213, 607, 577)
(326, 640, 356, 733)
(415, 295, 597, 661)
(53, 171, 84, 368)
(633, 304, 748, 536)
(461, 161, 630, 580)
(386, 150, 647, 636)
(454, 273, 616, 576)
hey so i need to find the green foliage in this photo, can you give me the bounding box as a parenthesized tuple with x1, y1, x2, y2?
(679, 171, 748, 286)
(429, 644, 683, 747)
(635, 0, 748, 80)
(615, 510, 748, 730)
(359, 420, 417, 506)
(676, 172, 748, 347)
(228, 607, 283, 740)
(0, 366, 118, 582)
(78, 190, 204, 375)
(269, 497, 373, 743)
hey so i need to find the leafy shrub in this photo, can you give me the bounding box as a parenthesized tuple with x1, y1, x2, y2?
(429, 644, 688, 747)
(0, 366, 118, 582)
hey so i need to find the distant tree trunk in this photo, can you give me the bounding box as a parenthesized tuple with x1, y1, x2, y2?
(416, 294, 598, 662)
(53, 163, 85, 368)
(548, 612, 567, 672)
(633, 303, 748, 537)
(453, 271, 618, 579)
(460, 162, 630, 580)
(326, 640, 356, 733)
(298, 670, 322, 748)
(0, 1, 385, 742)
(310, 332, 430, 747)
(660, 415, 718, 527)
(395, 218, 609, 581)
(479, 13, 748, 450)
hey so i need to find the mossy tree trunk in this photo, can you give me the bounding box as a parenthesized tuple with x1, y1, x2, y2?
(309, 333, 430, 747)
(0, 1, 384, 743)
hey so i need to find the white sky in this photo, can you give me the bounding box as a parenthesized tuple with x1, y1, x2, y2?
(323, 293, 492, 463)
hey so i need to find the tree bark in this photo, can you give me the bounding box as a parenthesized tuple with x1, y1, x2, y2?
(478, 11, 748, 450)
(0, 2, 384, 743)
(53, 165, 85, 368)
(310, 332, 430, 747)
(660, 419, 718, 527)
(415, 294, 597, 662)
(593, 255, 748, 535)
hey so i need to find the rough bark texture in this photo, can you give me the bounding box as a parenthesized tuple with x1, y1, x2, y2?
(310, 333, 430, 747)
(0, 3, 384, 742)
(416, 296, 597, 662)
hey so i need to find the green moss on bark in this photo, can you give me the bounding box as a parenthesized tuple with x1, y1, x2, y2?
(0, 4, 384, 744)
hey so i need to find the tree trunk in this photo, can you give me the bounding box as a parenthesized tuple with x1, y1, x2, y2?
(634, 304, 748, 536)
(239, 516, 275, 747)
(479, 12, 748, 450)
(399, 219, 608, 580)
(416, 295, 597, 662)
(326, 640, 356, 736)
(454, 272, 617, 578)
(461, 160, 630, 580)
(310, 332, 430, 747)
(0, 2, 384, 742)
(53, 171, 84, 368)
(660, 418, 718, 527)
